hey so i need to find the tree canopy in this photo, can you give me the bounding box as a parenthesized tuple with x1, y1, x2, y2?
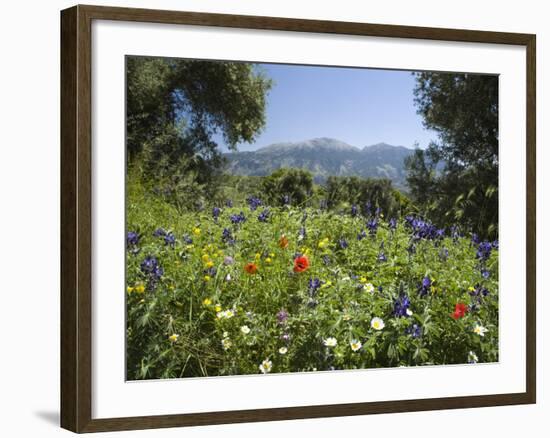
(406, 72, 499, 237)
(126, 56, 273, 207)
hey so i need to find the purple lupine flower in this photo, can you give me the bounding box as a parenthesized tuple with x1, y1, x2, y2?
(375, 207, 381, 217)
(126, 231, 139, 247)
(212, 207, 221, 220)
(276, 309, 289, 325)
(405, 216, 444, 241)
(221, 228, 235, 245)
(393, 294, 411, 318)
(140, 255, 159, 274)
(471, 233, 480, 245)
(378, 252, 387, 262)
(481, 268, 490, 279)
(308, 278, 323, 297)
(338, 238, 349, 250)
(389, 218, 397, 231)
(357, 230, 367, 240)
(225, 199, 233, 208)
(366, 218, 378, 236)
(351, 204, 358, 217)
(476, 241, 493, 262)
(406, 323, 422, 338)
(280, 333, 291, 342)
(140, 255, 163, 290)
(322, 255, 331, 265)
(246, 196, 262, 211)
(182, 234, 193, 245)
(164, 232, 176, 247)
(230, 211, 247, 224)
(282, 194, 291, 205)
(153, 228, 166, 237)
(418, 276, 431, 297)
(258, 208, 270, 222)
(469, 284, 490, 298)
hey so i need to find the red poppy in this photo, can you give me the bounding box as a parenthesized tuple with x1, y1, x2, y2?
(293, 255, 309, 273)
(244, 262, 258, 274)
(278, 235, 289, 249)
(451, 302, 468, 320)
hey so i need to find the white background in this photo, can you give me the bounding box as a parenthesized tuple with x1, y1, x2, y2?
(0, 0, 546, 436)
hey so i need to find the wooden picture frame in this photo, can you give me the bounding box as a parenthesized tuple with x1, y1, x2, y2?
(61, 4, 536, 433)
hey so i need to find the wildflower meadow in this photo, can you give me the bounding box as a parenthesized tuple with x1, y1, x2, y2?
(126, 175, 498, 380)
(125, 56, 499, 380)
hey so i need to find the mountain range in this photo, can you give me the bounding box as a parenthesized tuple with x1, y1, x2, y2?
(223, 137, 415, 187)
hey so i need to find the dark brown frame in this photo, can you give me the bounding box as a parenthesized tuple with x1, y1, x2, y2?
(61, 4, 536, 433)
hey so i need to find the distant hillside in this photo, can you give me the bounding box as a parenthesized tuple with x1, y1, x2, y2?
(223, 137, 414, 187)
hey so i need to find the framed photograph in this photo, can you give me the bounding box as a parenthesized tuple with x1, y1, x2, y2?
(60, 4, 536, 433)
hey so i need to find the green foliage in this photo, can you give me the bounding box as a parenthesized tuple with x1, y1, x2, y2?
(324, 176, 411, 217)
(407, 73, 498, 238)
(126, 56, 273, 206)
(126, 175, 498, 379)
(261, 168, 314, 206)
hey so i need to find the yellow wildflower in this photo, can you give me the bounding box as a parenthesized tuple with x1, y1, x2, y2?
(265, 257, 272, 263)
(193, 227, 201, 236)
(203, 298, 212, 306)
(215, 304, 222, 312)
(135, 284, 145, 294)
(318, 237, 329, 249)
(204, 275, 211, 282)
(255, 253, 261, 260)
(126, 286, 134, 294)
(168, 334, 179, 343)
(202, 254, 210, 263)
(205, 260, 214, 268)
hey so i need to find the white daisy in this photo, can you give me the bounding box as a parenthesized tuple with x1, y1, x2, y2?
(371, 317, 385, 330)
(323, 337, 338, 347)
(365, 283, 375, 293)
(216, 309, 235, 319)
(240, 325, 251, 335)
(278, 347, 288, 355)
(221, 338, 232, 350)
(259, 359, 273, 374)
(406, 309, 413, 316)
(350, 339, 362, 352)
(473, 324, 488, 337)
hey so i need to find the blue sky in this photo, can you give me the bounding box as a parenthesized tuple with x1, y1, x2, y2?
(218, 63, 437, 152)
